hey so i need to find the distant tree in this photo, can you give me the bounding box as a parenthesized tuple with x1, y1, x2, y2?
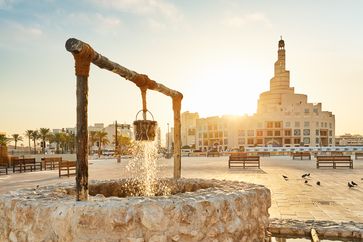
(0, 134, 11, 146)
(39, 128, 50, 154)
(95, 130, 109, 157)
(50, 133, 64, 154)
(0, 134, 11, 164)
(114, 135, 133, 155)
(11, 134, 23, 149)
(89, 131, 97, 155)
(25, 130, 33, 153)
(30, 130, 40, 154)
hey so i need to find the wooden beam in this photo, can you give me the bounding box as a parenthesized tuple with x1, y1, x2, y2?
(311, 228, 320, 242)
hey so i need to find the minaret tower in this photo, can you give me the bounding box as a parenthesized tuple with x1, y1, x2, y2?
(270, 36, 292, 92)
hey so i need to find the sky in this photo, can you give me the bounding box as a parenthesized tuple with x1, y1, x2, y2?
(1, 0, 363, 143)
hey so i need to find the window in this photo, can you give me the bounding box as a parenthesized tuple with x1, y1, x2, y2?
(208, 132, 213, 138)
(303, 137, 310, 144)
(238, 138, 245, 145)
(274, 130, 281, 136)
(247, 130, 254, 136)
(267, 131, 273, 136)
(256, 130, 263, 136)
(285, 122, 291, 128)
(304, 108, 309, 113)
(224, 139, 228, 145)
(198, 133, 202, 138)
(294, 138, 300, 144)
(295, 121, 300, 127)
(313, 108, 318, 114)
(284, 138, 291, 144)
(329, 123, 332, 128)
(199, 141, 202, 146)
(247, 138, 254, 145)
(203, 133, 207, 138)
(214, 132, 219, 138)
(316, 129, 319, 136)
(257, 139, 263, 145)
(329, 130, 333, 136)
(294, 129, 301, 136)
(275, 122, 282, 128)
(316, 138, 319, 144)
(267, 122, 273, 128)
(304, 121, 310, 127)
(213, 125, 218, 130)
(329, 138, 332, 144)
(238, 130, 245, 136)
(303, 129, 310, 136)
(321, 122, 324, 127)
(324, 122, 327, 128)
(285, 130, 291, 136)
(203, 140, 208, 146)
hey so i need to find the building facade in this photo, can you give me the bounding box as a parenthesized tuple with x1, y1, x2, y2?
(183, 38, 335, 151)
(335, 134, 363, 146)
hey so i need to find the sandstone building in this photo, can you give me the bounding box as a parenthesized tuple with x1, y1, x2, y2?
(182, 38, 335, 151)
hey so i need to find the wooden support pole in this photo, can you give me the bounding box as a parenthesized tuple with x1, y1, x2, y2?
(173, 96, 182, 179)
(65, 40, 94, 201)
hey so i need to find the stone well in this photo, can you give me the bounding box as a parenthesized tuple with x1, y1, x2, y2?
(0, 178, 271, 242)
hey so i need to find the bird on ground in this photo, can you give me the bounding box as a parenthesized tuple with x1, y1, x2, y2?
(348, 182, 354, 188)
(282, 175, 288, 180)
(304, 180, 308, 184)
(307, 173, 310, 177)
(316, 181, 321, 186)
(302, 174, 307, 178)
(351, 181, 358, 186)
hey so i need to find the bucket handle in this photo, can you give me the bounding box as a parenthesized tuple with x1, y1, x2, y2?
(135, 110, 155, 121)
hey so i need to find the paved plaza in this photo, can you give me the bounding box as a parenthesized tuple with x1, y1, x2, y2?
(1, 155, 363, 223)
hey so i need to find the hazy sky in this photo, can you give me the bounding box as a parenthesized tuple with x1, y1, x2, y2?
(1, 0, 363, 141)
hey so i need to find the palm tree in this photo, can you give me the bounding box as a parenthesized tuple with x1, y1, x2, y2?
(0, 134, 11, 164)
(51, 133, 64, 154)
(114, 135, 133, 155)
(95, 130, 109, 157)
(89, 131, 97, 155)
(39, 128, 50, 154)
(12, 134, 23, 149)
(30, 130, 40, 154)
(25, 130, 33, 153)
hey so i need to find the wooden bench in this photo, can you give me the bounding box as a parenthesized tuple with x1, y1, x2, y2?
(316, 156, 353, 169)
(59, 160, 76, 177)
(292, 152, 311, 160)
(0, 163, 8, 175)
(228, 155, 260, 169)
(207, 151, 220, 157)
(12, 158, 42, 173)
(42, 157, 62, 170)
(355, 152, 363, 160)
(257, 151, 270, 157)
(331, 151, 343, 156)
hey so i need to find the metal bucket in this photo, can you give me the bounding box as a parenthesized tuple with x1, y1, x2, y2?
(133, 110, 158, 141)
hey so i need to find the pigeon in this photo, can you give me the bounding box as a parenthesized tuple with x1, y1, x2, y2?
(348, 182, 354, 188)
(304, 180, 308, 184)
(351, 181, 358, 186)
(302, 174, 307, 178)
(282, 175, 288, 180)
(316, 181, 320, 186)
(307, 173, 310, 177)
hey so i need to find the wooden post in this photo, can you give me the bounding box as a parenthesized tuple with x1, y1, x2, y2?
(173, 96, 182, 179)
(311, 228, 320, 242)
(65, 39, 94, 201)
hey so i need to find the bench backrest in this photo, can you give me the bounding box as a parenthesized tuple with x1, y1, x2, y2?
(229, 155, 259, 161)
(43, 157, 62, 162)
(317, 156, 351, 161)
(59, 160, 77, 167)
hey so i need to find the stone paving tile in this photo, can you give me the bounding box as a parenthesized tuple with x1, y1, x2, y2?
(1, 155, 363, 223)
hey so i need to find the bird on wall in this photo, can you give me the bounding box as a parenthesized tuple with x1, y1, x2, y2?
(348, 182, 354, 188)
(316, 181, 321, 186)
(282, 175, 288, 180)
(351, 181, 358, 186)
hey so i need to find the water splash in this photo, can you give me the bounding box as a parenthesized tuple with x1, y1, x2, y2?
(126, 140, 159, 196)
